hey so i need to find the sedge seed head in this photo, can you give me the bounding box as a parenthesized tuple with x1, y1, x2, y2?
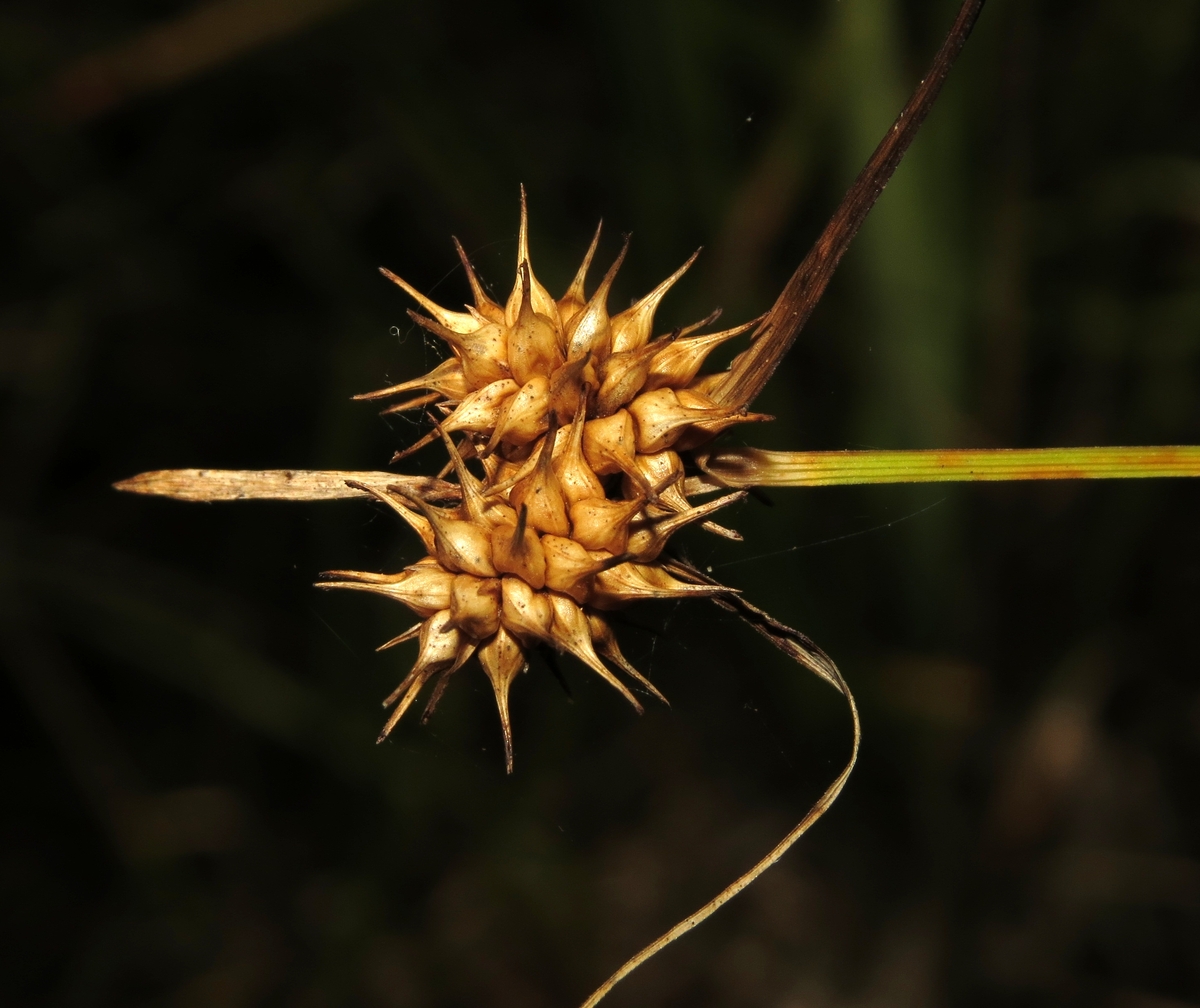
(323, 190, 760, 771)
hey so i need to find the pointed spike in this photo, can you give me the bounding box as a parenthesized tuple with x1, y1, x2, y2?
(378, 677, 425, 741)
(549, 347, 592, 393)
(520, 257, 532, 310)
(609, 248, 701, 355)
(650, 490, 748, 538)
(678, 307, 724, 338)
(353, 357, 468, 402)
(570, 392, 589, 448)
(546, 594, 643, 713)
(383, 659, 419, 706)
(317, 564, 454, 619)
(420, 669, 452, 723)
(420, 641, 477, 724)
(627, 491, 748, 561)
(565, 236, 630, 362)
(598, 237, 630, 294)
(452, 236, 505, 322)
(505, 187, 560, 325)
(477, 448, 502, 483)
(377, 623, 423, 651)
(650, 470, 682, 497)
(377, 611, 463, 740)
(380, 391, 442, 415)
(432, 420, 488, 524)
(317, 568, 401, 585)
(701, 521, 743, 541)
(586, 611, 668, 705)
(344, 480, 436, 553)
(384, 672, 446, 734)
(379, 266, 480, 334)
(642, 316, 761, 393)
(559, 219, 603, 323)
(316, 579, 381, 594)
(635, 449, 744, 540)
(390, 429, 441, 463)
(478, 627, 526, 773)
(518, 183, 530, 269)
(671, 409, 773, 452)
(387, 483, 452, 531)
(591, 560, 737, 608)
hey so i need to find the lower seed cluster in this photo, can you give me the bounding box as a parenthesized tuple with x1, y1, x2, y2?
(319, 194, 768, 770)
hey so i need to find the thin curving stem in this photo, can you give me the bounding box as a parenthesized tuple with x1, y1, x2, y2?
(579, 557, 859, 1008)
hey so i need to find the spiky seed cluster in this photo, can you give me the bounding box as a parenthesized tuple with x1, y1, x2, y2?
(318, 194, 770, 771)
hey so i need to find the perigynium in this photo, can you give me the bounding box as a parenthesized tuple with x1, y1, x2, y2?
(114, 1, 1200, 1003)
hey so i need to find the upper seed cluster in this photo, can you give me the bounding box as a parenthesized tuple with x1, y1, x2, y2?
(319, 195, 769, 770)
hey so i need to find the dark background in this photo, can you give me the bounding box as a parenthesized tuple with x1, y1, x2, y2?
(4, 1, 1200, 1005)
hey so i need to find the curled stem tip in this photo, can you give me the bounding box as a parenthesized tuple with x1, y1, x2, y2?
(578, 561, 859, 1008)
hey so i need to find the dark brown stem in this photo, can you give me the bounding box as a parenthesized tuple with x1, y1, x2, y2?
(713, 0, 987, 410)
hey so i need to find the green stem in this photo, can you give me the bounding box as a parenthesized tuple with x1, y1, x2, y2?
(697, 445, 1200, 487)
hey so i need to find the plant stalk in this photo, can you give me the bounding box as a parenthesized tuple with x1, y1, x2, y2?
(696, 445, 1200, 488)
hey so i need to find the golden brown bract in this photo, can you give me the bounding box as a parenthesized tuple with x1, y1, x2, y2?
(325, 190, 754, 771)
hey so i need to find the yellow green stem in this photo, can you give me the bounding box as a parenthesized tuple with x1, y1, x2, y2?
(698, 445, 1200, 488)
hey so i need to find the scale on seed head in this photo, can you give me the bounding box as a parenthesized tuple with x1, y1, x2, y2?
(114, 2, 1200, 1003)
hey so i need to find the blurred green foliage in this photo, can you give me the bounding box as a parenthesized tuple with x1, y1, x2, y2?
(3, 0, 1200, 1005)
